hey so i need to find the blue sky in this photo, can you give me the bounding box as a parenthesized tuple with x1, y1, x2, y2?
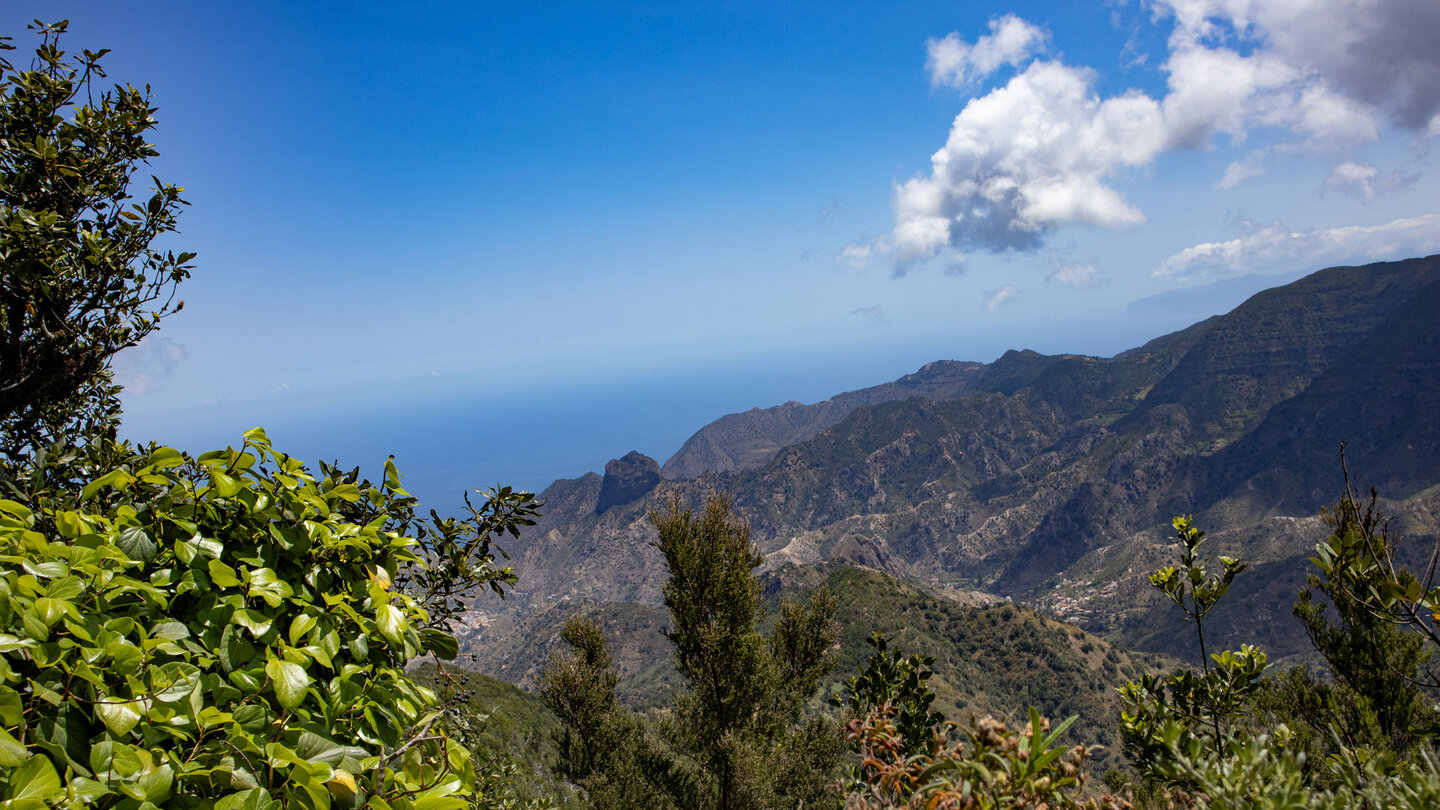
(5, 2, 1438, 500)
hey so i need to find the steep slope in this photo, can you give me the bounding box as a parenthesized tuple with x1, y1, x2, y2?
(1117, 256, 1440, 450)
(1200, 272, 1440, 509)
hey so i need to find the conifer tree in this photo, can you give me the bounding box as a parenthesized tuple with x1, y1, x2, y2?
(543, 494, 844, 809)
(652, 493, 843, 809)
(1290, 494, 1437, 756)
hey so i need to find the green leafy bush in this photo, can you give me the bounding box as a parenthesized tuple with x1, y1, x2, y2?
(834, 632, 944, 759)
(0, 429, 488, 808)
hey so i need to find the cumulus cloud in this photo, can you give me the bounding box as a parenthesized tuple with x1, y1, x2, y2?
(892, 59, 1162, 265)
(984, 284, 1020, 311)
(1160, 0, 1440, 133)
(927, 15, 1046, 88)
(1047, 261, 1105, 288)
(1322, 161, 1420, 200)
(1155, 214, 1440, 281)
(880, 1, 1440, 269)
(112, 336, 188, 396)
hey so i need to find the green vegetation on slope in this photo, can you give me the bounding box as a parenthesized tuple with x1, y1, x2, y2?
(813, 566, 1169, 773)
(411, 663, 583, 808)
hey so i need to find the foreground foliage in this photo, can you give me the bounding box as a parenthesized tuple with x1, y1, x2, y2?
(844, 704, 1126, 810)
(1113, 472, 1440, 808)
(838, 476, 1440, 810)
(834, 632, 945, 760)
(0, 429, 530, 808)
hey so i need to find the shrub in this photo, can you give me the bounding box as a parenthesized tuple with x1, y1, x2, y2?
(0, 429, 491, 808)
(843, 704, 1127, 809)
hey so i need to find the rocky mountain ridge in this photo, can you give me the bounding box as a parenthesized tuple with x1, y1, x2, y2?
(474, 255, 1440, 682)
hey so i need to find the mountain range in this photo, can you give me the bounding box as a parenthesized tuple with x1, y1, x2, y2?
(461, 255, 1440, 709)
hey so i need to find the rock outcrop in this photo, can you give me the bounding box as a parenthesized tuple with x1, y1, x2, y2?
(596, 451, 662, 514)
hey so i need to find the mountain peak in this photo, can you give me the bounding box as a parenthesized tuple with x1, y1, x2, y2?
(596, 451, 662, 515)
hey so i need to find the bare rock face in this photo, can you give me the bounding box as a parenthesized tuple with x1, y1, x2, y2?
(596, 451, 662, 515)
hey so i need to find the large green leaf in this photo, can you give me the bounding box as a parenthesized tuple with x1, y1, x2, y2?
(6, 753, 60, 801)
(81, 469, 135, 500)
(96, 699, 143, 736)
(208, 559, 241, 588)
(247, 568, 293, 607)
(419, 628, 458, 661)
(296, 731, 369, 766)
(413, 797, 468, 810)
(209, 470, 244, 498)
(0, 725, 29, 767)
(288, 614, 317, 647)
(138, 762, 175, 802)
(115, 525, 157, 563)
(266, 659, 310, 709)
(45, 576, 84, 601)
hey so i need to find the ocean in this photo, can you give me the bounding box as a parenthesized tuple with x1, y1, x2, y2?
(118, 350, 938, 516)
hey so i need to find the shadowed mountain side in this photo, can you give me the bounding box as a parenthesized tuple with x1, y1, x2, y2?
(595, 450, 662, 514)
(1194, 274, 1440, 513)
(1116, 255, 1440, 450)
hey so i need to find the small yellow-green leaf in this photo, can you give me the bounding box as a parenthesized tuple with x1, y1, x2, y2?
(375, 605, 406, 648)
(208, 560, 241, 588)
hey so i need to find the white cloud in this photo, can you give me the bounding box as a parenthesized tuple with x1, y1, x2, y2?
(984, 284, 1020, 311)
(1217, 152, 1266, 188)
(893, 59, 1162, 266)
(927, 15, 1046, 88)
(880, 0, 1440, 269)
(1159, 0, 1440, 133)
(1047, 262, 1105, 288)
(1155, 214, 1440, 280)
(1322, 161, 1420, 201)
